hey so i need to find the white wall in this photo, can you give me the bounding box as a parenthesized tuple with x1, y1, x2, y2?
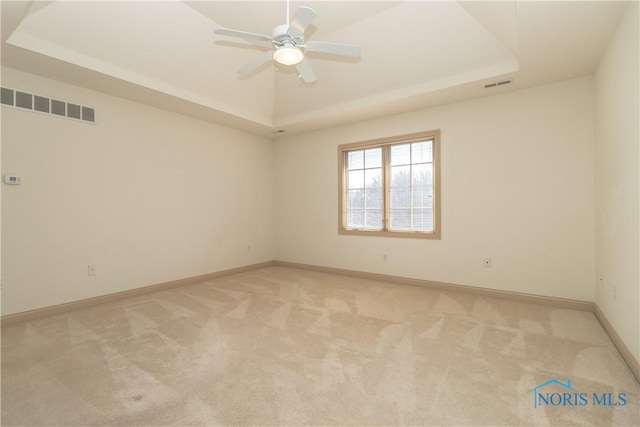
(275, 76, 596, 301)
(594, 2, 639, 363)
(1, 67, 275, 315)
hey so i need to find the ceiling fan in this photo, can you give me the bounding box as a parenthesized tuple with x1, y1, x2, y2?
(213, 1, 361, 83)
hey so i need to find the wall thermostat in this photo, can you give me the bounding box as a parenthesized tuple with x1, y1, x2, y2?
(3, 174, 22, 185)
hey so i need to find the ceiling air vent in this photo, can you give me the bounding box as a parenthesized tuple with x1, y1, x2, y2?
(484, 79, 513, 89)
(0, 86, 96, 124)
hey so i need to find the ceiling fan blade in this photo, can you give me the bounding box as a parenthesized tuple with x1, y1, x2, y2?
(306, 41, 361, 57)
(238, 51, 274, 75)
(289, 6, 317, 35)
(296, 59, 317, 83)
(214, 28, 272, 43)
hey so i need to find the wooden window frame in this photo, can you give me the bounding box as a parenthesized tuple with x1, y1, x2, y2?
(338, 130, 441, 239)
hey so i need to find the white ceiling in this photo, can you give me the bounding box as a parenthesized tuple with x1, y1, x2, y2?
(0, 1, 629, 137)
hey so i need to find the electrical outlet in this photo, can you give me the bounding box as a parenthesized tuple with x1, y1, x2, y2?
(483, 258, 492, 268)
(247, 244, 251, 252)
(88, 264, 96, 276)
(383, 254, 388, 263)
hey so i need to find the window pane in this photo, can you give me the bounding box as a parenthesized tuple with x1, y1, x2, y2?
(365, 168, 381, 189)
(412, 208, 433, 231)
(347, 150, 364, 170)
(347, 211, 364, 228)
(412, 187, 433, 208)
(365, 210, 383, 228)
(365, 189, 382, 210)
(390, 209, 411, 229)
(412, 141, 432, 163)
(347, 190, 364, 209)
(390, 165, 410, 187)
(390, 187, 410, 208)
(390, 144, 411, 166)
(412, 163, 431, 186)
(364, 147, 382, 168)
(347, 170, 364, 189)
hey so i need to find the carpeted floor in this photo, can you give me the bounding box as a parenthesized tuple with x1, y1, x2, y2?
(1, 266, 638, 426)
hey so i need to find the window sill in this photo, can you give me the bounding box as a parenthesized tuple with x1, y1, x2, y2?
(338, 227, 441, 240)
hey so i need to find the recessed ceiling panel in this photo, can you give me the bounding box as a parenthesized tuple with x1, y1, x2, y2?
(273, 1, 519, 124)
(1, 1, 627, 136)
(7, 0, 275, 125)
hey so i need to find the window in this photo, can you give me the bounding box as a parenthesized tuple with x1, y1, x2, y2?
(338, 130, 440, 239)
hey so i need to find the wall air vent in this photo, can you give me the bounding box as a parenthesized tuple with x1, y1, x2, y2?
(0, 86, 96, 124)
(484, 79, 513, 89)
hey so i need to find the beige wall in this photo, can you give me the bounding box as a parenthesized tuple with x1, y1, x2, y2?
(0, 69, 601, 315)
(594, 2, 639, 362)
(1, 67, 275, 315)
(275, 76, 596, 302)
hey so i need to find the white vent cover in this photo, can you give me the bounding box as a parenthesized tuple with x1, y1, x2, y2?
(1, 87, 96, 123)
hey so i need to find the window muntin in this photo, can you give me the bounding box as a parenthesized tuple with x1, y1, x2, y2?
(389, 141, 433, 231)
(345, 147, 383, 229)
(339, 131, 440, 239)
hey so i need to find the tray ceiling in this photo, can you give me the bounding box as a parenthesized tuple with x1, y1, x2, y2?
(1, 1, 628, 136)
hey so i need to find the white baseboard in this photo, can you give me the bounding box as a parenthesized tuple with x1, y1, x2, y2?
(594, 304, 640, 384)
(4, 258, 637, 386)
(274, 260, 639, 384)
(274, 260, 594, 311)
(1, 260, 275, 326)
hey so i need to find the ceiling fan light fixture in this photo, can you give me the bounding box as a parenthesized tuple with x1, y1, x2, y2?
(273, 44, 304, 66)
(215, 5, 359, 82)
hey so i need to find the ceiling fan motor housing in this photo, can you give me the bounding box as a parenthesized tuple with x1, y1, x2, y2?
(214, 5, 358, 83)
(272, 24, 304, 47)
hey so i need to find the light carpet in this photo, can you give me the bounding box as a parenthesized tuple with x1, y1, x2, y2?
(1, 266, 638, 426)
